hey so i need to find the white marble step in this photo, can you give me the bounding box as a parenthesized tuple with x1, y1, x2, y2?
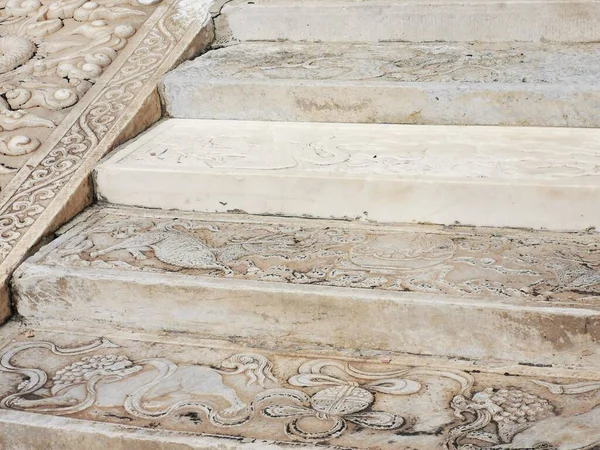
(95, 119, 600, 231)
(161, 41, 600, 128)
(1, 322, 599, 449)
(216, 0, 600, 43)
(12, 205, 600, 367)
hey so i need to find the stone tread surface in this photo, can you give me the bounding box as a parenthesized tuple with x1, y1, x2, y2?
(11, 206, 600, 366)
(168, 41, 600, 85)
(161, 42, 600, 127)
(96, 119, 600, 230)
(218, 0, 600, 43)
(22, 206, 600, 306)
(0, 323, 598, 449)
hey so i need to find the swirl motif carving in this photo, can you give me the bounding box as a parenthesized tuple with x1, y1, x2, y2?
(0, 0, 211, 260)
(0, 0, 166, 171)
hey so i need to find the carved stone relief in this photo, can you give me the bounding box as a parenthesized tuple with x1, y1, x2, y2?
(0, 1, 212, 323)
(43, 209, 600, 303)
(0, 332, 598, 448)
(0, 0, 162, 186)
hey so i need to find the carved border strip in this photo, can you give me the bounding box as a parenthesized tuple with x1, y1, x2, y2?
(0, 0, 214, 321)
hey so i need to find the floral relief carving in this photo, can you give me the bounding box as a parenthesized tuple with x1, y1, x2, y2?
(0, 337, 598, 448)
(47, 211, 600, 303)
(258, 360, 470, 441)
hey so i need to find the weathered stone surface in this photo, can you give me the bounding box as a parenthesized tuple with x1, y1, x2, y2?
(11, 206, 600, 366)
(161, 41, 600, 127)
(0, 324, 599, 449)
(0, 0, 216, 325)
(0, 0, 164, 188)
(217, 0, 600, 44)
(97, 119, 600, 230)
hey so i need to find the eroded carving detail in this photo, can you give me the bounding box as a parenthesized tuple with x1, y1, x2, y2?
(120, 121, 600, 180)
(88, 221, 233, 273)
(447, 387, 555, 448)
(0, 0, 211, 261)
(191, 42, 600, 84)
(0, 337, 598, 448)
(47, 212, 600, 302)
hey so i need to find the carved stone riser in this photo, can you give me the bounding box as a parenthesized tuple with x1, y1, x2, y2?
(11, 206, 600, 367)
(161, 42, 600, 128)
(96, 119, 600, 230)
(0, 325, 598, 450)
(217, 0, 600, 44)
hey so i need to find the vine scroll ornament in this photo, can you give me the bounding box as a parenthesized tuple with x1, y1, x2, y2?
(0, 0, 215, 322)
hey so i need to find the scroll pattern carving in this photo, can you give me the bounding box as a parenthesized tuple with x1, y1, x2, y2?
(0, 0, 162, 173)
(0, 337, 598, 448)
(47, 211, 600, 303)
(0, 0, 210, 261)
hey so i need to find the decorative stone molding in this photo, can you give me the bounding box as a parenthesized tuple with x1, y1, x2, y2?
(0, 0, 215, 322)
(40, 207, 600, 304)
(0, 0, 161, 177)
(0, 329, 598, 448)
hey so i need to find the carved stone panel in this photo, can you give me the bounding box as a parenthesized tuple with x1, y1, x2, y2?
(112, 120, 600, 181)
(0, 329, 598, 449)
(40, 207, 600, 304)
(0, 0, 163, 187)
(95, 119, 600, 230)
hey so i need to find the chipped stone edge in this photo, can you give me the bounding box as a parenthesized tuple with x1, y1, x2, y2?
(0, 0, 216, 324)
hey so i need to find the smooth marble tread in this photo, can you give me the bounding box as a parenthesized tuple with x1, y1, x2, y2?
(96, 119, 600, 230)
(11, 205, 600, 367)
(161, 41, 600, 128)
(217, 0, 600, 44)
(0, 324, 599, 449)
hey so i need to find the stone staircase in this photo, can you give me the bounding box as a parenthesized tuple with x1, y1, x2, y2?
(1, 0, 600, 449)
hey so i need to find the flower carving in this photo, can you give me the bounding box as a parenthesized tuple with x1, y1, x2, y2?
(447, 387, 555, 448)
(259, 359, 423, 440)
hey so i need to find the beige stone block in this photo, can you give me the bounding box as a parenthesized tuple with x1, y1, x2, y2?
(97, 119, 600, 230)
(217, 0, 600, 43)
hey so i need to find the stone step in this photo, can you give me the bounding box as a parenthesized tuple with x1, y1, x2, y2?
(0, 322, 599, 449)
(161, 41, 600, 128)
(216, 0, 600, 44)
(12, 205, 600, 367)
(95, 119, 600, 231)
